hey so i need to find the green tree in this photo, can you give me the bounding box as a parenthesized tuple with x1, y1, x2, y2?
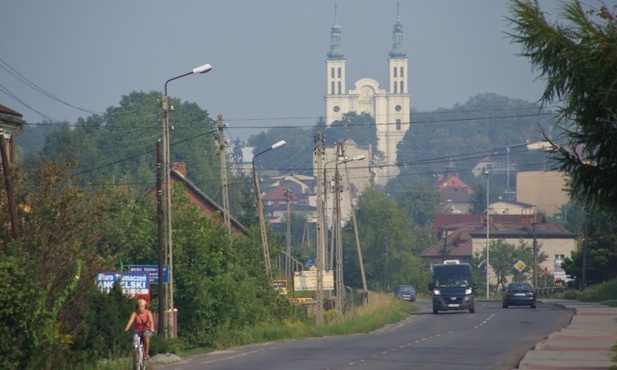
(344, 188, 430, 292)
(561, 212, 617, 285)
(395, 182, 443, 227)
(0, 159, 133, 368)
(247, 126, 314, 176)
(508, 0, 617, 214)
(325, 112, 378, 150)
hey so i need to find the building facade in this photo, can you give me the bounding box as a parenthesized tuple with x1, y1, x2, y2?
(324, 11, 410, 186)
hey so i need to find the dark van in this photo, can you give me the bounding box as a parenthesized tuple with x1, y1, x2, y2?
(428, 260, 477, 314)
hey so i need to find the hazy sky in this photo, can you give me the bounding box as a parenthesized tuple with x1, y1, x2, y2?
(2, 0, 566, 140)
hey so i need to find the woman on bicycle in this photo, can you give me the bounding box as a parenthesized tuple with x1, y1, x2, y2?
(124, 299, 155, 360)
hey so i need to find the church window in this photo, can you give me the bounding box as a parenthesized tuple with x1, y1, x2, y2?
(400, 81, 404, 93)
(337, 81, 342, 94)
(400, 67, 404, 77)
(393, 83, 397, 93)
(337, 67, 342, 78)
(331, 82, 335, 95)
(331, 68, 334, 78)
(395, 105, 402, 112)
(396, 119, 402, 130)
(393, 67, 397, 78)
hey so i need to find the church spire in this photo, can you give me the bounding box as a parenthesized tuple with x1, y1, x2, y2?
(327, 4, 344, 59)
(389, 3, 406, 58)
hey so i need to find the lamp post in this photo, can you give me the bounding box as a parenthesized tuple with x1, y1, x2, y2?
(252, 140, 287, 278)
(323, 156, 344, 268)
(484, 169, 490, 300)
(161, 63, 212, 338)
(334, 154, 365, 314)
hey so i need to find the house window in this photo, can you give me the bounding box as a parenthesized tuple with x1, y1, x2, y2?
(396, 119, 401, 130)
(554, 255, 565, 267)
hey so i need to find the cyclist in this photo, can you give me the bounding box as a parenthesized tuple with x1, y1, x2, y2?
(124, 299, 155, 360)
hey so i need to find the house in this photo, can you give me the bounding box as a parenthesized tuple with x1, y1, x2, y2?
(0, 104, 26, 164)
(490, 200, 536, 215)
(146, 162, 247, 237)
(262, 184, 317, 227)
(422, 213, 577, 285)
(432, 173, 474, 213)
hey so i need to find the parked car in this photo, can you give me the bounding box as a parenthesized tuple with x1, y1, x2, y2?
(502, 282, 537, 309)
(394, 285, 416, 302)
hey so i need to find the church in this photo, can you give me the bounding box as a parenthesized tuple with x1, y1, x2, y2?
(324, 8, 411, 186)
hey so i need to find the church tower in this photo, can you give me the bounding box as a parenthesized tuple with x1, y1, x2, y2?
(324, 7, 410, 186)
(325, 6, 347, 123)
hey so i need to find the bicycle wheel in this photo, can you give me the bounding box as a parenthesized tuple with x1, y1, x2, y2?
(133, 344, 145, 370)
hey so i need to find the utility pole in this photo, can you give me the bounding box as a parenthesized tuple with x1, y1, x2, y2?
(161, 90, 175, 338)
(442, 229, 448, 263)
(217, 115, 231, 235)
(383, 236, 388, 291)
(284, 187, 292, 280)
(341, 151, 368, 305)
(156, 140, 165, 336)
(532, 223, 538, 288)
(314, 133, 325, 325)
(582, 213, 588, 291)
(334, 142, 344, 314)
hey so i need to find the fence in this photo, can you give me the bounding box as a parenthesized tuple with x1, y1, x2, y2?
(535, 286, 566, 297)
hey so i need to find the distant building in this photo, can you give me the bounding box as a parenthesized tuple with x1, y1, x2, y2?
(516, 171, 569, 216)
(324, 8, 410, 186)
(0, 104, 26, 164)
(422, 213, 577, 285)
(432, 173, 474, 213)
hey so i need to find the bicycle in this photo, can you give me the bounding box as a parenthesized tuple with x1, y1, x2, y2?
(132, 332, 146, 370)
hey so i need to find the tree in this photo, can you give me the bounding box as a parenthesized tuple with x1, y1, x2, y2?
(508, 1, 617, 214)
(0, 159, 134, 368)
(395, 182, 442, 228)
(344, 188, 430, 292)
(247, 126, 314, 176)
(325, 112, 378, 150)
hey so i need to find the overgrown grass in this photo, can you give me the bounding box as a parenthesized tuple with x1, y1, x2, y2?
(211, 291, 417, 348)
(557, 280, 617, 302)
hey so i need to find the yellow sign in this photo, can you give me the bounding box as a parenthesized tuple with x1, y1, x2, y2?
(514, 260, 526, 272)
(293, 270, 334, 291)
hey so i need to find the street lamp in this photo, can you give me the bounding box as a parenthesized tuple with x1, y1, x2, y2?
(323, 156, 344, 268)
(334, 154, 365, 314)
(161, 63, 212, 338)
(484, 169, 490, 300)
(252, 140, 287, 278)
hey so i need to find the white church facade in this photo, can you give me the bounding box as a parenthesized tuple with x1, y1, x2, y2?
(324, 11, 410, 186)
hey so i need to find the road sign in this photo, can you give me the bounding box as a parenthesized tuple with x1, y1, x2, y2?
(129, 264, 169, 284)
(95, 272, 150, 297)
(293, 269, 334, 291)
(514, 260, 526, 272)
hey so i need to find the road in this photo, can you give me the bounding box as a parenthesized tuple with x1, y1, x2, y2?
(157, 300, 573, 370)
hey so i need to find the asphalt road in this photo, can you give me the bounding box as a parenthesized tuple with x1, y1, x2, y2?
(157, 300, 573, 370)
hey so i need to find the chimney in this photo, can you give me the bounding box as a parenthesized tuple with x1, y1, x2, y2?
(172, 162, 187, 179)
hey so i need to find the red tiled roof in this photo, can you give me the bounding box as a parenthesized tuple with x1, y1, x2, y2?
(431, 213, 545, 234)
